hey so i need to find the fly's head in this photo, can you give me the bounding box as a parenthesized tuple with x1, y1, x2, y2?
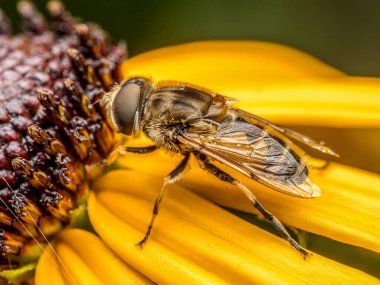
(102, 77, 154, 136)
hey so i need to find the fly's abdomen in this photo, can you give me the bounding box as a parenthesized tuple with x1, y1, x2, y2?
(200, 110, 318, 197)
(246, 125, 309, 183)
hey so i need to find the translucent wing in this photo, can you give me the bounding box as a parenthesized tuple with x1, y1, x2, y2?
(179, 109, 321, 198)
(237, 110, 339, 157)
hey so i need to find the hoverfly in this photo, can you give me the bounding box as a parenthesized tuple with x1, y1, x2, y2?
(102, 77, 338, 258)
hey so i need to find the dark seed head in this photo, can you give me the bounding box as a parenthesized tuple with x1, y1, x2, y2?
(0, 0, 125, 267)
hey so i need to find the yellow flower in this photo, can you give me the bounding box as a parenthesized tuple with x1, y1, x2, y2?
(32, 41, 380, 284)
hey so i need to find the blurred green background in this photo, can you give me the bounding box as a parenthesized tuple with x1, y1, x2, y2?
(2, 0, 380, 76)
(2, 0, 380, 278)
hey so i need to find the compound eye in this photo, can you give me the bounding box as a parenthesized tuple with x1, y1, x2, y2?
(111, 80, 143, 135)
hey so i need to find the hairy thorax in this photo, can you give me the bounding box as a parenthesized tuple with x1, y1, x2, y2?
(141, 87, 228, 154)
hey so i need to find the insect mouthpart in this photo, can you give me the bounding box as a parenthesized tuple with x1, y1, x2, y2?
(104, 77, 153, 135)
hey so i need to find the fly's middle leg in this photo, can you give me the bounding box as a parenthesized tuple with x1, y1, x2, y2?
(195, 153, 310, 259)
(136, 153, 190, 248)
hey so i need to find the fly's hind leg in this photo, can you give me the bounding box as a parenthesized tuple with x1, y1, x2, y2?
(136, 153, 190, 248)
(235, 181, 310, 258)
(196, 153, 310, 259)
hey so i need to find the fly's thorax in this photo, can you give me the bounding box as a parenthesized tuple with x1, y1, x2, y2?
(141, 85, 220, 153)
(142, 85, 215, 123)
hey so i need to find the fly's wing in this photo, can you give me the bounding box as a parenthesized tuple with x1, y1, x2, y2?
(237, 110, 338, 157)
(178, 111, 321, 198)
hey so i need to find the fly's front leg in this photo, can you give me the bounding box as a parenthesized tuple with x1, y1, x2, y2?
(195, 153, 310, 259)
(136, 153, 190, 248)
(100, 145, 158, 166)
(118, 145, 157, 154)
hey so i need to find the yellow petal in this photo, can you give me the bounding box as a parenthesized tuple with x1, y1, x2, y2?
(118, 151, 380, 254)
(89, 194, 230, 285)
(90, 170, 380, 284)
(122, 40, 343, 84)
(35, 247, 66, 285)
(231, 77, 380, 128)
(35, 229, 153, 285)
(121, 41, 380, 128)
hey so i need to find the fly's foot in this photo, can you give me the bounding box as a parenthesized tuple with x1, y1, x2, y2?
(297, 246, 312, 260)
(135, 236, 149, 249)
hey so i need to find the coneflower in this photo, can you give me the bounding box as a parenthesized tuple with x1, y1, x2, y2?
(1, 2, 379, 284)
